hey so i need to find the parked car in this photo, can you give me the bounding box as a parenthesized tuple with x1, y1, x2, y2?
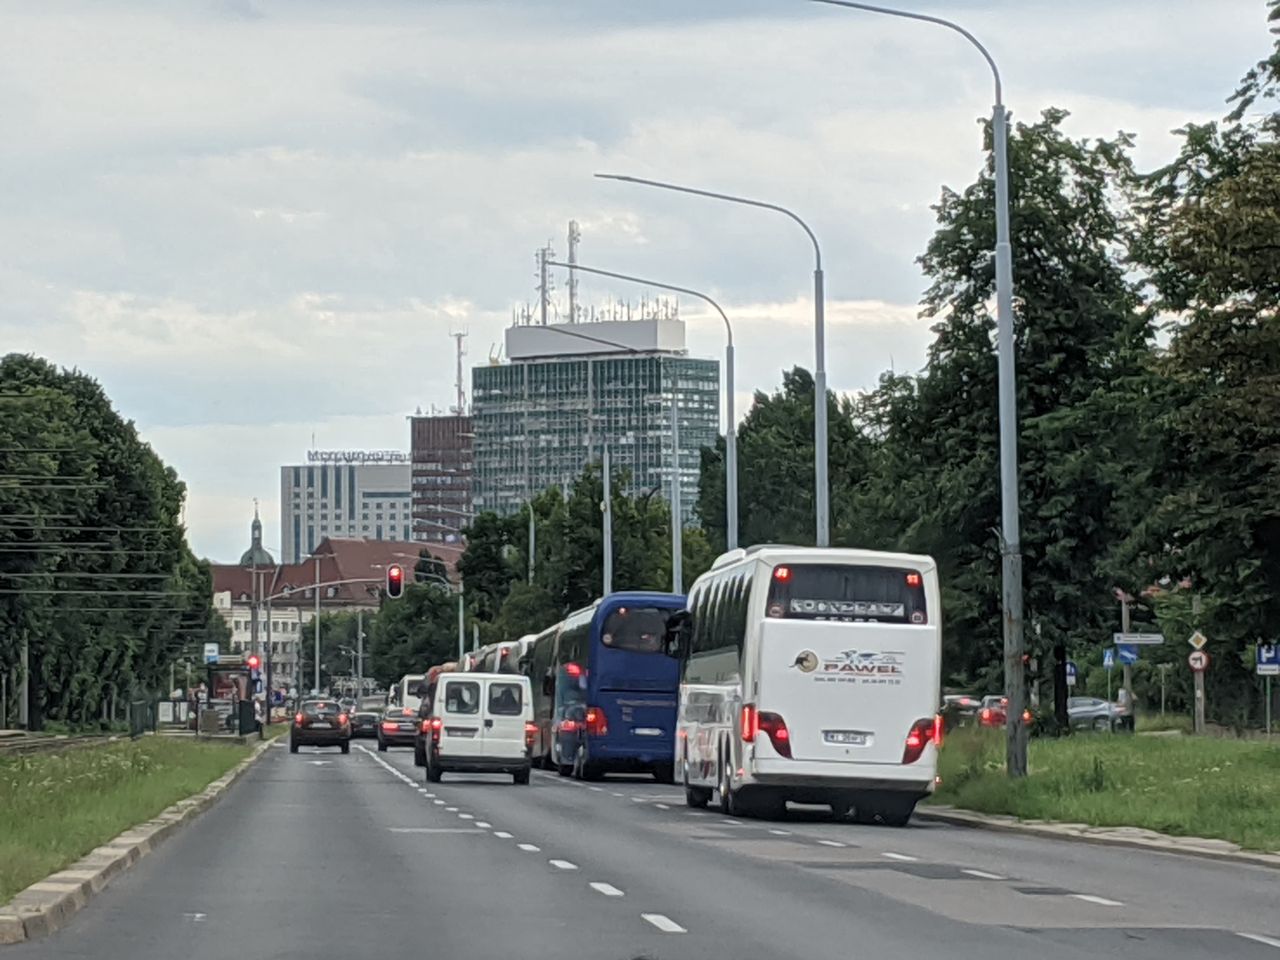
(290, 699, 351, 754)
(1067, 696, 1122, 732)
(977, 695, 1032, 728)
(423, 672, 534, 784)
(940, 694, 982, 731)
(349, 710, 380, 739)
(377, 706, 420, 751)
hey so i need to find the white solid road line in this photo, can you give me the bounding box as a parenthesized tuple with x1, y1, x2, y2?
(817, 840, 846, 848)
(1238, 933, 1280, 950)
(881, 852, 918, 862)
(549, 859, 579, 870)
(641, 913, 687, 934)
(494, 831, 513, 839)
(1070, 894, 1123, 907)
(589, 882, 625, 897)
(962, 869, 1007, 881)
(517, 843, 541, 852)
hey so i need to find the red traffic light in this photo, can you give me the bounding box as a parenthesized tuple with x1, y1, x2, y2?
(385, 563, 405, 599)
(246, 654, 261, 670)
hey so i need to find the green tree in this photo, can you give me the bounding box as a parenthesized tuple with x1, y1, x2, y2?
(366, 584, 460, 684)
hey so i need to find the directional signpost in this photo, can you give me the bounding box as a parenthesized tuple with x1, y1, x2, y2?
(1114, 632, 1165, 646)
(1259, 644, 1278, 738)
(1103, 648, 1114, 703)
(203, 642, 220, 665)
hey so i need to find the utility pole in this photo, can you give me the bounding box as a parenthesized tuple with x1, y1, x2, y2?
(1120, 593, 1133, 729)
(567, 220, 581, 323)
(457, 583, 465, 663)
(528, 508, 536, 585)
(313, 555, 321, 695)
(19, 630, 28, 729)
(356, 609, 364, 696)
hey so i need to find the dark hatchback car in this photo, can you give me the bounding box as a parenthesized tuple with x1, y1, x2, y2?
(290, 700, 351, 754)
(350, 710, 380, 738)
(377, 706, 419, 751)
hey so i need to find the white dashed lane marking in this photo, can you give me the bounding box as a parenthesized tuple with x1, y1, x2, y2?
(445, 806, 458, 812)
(589, 882, 624, 897)
(518, 843, 541, 852)
(817, 840, 846, 848)
(1070, 894, 1123, 907)
(549, 859, 578, 870)
(962, 869, 1006, 881)
(641, 913, 687, 934)
(769, 829, 791, 836)
(589, 786, 604, 792)
(475, 821, 491, 828)
(433, 800, 445, 805)
(494, 831, 513, 839)
(656, 803, 670, 810)
(881, 852, 918, 862)
(458, 813, 474, 820)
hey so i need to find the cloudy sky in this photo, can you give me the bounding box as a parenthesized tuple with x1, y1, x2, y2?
(1, 0, 1268, 562)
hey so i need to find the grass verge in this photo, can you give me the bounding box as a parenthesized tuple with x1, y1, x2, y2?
(0, 737, 253, 904)
(931, 727, 1280, 852)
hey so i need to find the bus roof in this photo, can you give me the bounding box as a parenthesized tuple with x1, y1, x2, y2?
(707, 546, 937, 575)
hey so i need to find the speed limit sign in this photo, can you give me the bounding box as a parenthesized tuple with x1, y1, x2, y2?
(1188, 650, 1210, 672)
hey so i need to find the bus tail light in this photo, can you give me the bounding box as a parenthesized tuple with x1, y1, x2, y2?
(584, 707, 608, 737)
(903, 716, 941, 764)
(757, 711, 792, 758)
(740, 704, 758, 743)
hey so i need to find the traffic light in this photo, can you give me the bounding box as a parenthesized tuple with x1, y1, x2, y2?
(385, 563, 405, 599)
(246, 654, 261, 671)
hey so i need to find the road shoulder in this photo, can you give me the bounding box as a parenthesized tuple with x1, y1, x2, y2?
(916, 804, 1280, 870)
(0, 737, 276, 946)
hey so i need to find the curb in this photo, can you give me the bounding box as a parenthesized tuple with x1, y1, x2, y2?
(916, 805, 1280, 871)
(0, 736, 277, 945)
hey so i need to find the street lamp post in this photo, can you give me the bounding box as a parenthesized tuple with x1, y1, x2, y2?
(544, 259, 739, 551)
(811, 0, 1026, 776)
(595, 173, 825, 548)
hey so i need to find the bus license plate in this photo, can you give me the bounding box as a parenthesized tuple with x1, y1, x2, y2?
(824, 730, 867, 745)
(633, 727, 662, 737)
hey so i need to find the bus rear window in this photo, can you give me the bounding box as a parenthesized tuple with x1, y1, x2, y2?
(766, 564, 927, 624)
(601, 607, 671, 653)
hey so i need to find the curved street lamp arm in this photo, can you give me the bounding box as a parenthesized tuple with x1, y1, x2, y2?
(808, 0, 1003, 104)
(594, 173, 821, 272)
(543, 260, 733, 347)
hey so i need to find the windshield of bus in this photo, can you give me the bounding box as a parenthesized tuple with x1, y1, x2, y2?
(766, 564, 928, 624)
(600, 606, 671, 653)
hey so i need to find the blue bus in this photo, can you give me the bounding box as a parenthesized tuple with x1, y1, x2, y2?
(525, 591, 684, 782)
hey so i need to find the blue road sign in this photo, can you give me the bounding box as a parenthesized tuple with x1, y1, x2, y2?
(1258, 643, 1279, 677)
(271, 689, 284, 705)
(1065, 661, 1078, 686)
(1103, 648, 1115, 670)
(1117, 644, 1139, 666)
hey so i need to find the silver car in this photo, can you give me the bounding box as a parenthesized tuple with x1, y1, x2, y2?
(1067, 696, 1121, 731)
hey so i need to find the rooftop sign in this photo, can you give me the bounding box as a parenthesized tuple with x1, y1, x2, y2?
(307, 450, 408, 464)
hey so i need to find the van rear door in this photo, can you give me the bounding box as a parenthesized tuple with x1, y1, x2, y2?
(755, 562, 937, 766)
(484, 678, 528, 760)
(438, 677, 484, 759)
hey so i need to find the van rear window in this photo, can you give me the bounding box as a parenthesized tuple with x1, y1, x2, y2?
(766, 564, 927, 624)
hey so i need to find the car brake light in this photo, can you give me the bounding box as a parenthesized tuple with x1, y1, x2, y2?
(584, 707, 608, 737)
(757, 711, 792, 758)
(420, 719, 432, 735)
(338, 714, 349, 725)
(740, 704, 758, 743)
(1022, 709, 1032, 725)
(524, 721, 537, 745)
(980, 707, 992, 723)
(903, 717, 939, 764)
(560, 719, 578, 734)
(294, 712, 304, 725)
(381, 721, 398, 732)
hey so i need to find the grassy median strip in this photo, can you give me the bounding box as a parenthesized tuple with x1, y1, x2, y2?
(933, 728, 1280, 852)
(0, 737, 254, 904)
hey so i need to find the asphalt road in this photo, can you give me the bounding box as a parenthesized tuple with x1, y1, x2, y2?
(12, 737, 1280, 960)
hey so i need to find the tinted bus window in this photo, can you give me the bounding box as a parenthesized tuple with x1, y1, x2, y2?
(766, 564, 927, 624)
(601, 606, 670, 653)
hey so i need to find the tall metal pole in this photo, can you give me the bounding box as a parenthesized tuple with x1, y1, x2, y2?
(457, 585, 465, 664)
(592, 177, 820, 547)
(544, 259, 738, 551)
(602, 446, 614, 595)
(313, 555, 321, 695)
(810, 0, 1027, 778)
(265, 596, 273, 725)
(528, 508, 536, 584)
(356, 608, 364, 696)
(670, 362, 683, 594)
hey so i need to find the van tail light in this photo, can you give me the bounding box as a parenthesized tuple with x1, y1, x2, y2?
(524, 722, 537, 746)
(740, 704, 758, 743)
(757, 711, 792, 758)
(294, 712, 304, 725)
(584, 707, 608, 737)
(430, 716, 443, 742)
(903, 716, 941, 764)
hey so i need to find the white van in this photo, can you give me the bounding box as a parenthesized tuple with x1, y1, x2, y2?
(423, 672, 534, 785)
(672, 546, 942, 825)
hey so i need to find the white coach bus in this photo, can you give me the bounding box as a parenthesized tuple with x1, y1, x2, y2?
(669, 545, 943, 826)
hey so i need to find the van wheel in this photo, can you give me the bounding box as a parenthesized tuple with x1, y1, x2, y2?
(683, 765, 711, 808)
(425, 759, 442, 783)
(414, 743, 426, 767)
(718, 754, 740, 816)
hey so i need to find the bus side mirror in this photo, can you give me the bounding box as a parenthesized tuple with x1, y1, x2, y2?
(542, 668, 555, 697)
(664, 610, 691, 659)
